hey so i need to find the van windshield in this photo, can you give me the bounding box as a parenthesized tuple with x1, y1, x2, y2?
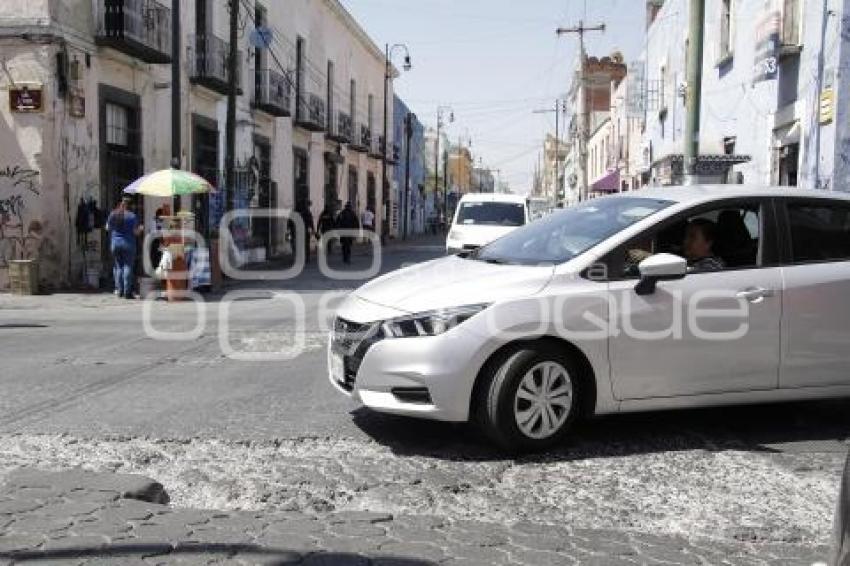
(473, 197, 673, 265)
(456, 202, 526, 227)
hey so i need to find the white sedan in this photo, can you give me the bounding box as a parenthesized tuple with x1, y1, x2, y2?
(329, 186, 850, 452)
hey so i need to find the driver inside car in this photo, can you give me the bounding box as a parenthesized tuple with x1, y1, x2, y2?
(625, 217, 726, 274)
(683, 218, 725, 272)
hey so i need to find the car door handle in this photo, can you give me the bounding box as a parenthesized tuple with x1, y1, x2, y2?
(736, 287, 775, 302)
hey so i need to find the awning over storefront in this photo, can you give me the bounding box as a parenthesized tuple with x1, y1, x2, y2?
(591, 169, 621, 192)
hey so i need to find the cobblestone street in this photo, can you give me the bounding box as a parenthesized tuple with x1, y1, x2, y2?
(1, 240, 849, 564)
(0, 468, 835, 565)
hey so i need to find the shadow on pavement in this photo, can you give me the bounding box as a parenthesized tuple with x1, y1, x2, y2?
(1, 542, 436, 565)
(351, 398, 850, 462)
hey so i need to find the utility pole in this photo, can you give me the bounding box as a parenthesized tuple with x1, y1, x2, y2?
(382, 44, 411, 240)
(533, 99, 564, 204)
(403, 112, 414, 239)
(225, 0, 239, 212)
(381, 43, 390, 241)
(171, 0, 181, 169)
(557, 21, 605, 201)
(171, 0, 181, 212)
(434, 105, 453, 229)
(684, 0, 705, 184)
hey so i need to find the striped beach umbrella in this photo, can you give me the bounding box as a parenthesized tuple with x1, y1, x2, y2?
(123, 169, 215, 198)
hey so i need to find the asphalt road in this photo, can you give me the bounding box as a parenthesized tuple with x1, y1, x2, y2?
(1, 236, 849, 559)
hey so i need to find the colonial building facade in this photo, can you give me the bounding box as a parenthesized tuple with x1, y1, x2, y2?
(0, 0, 396, 289)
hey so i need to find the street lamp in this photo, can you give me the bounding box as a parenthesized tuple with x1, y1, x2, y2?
(435, 105, 454, 229)
(382, 43, 411, 242)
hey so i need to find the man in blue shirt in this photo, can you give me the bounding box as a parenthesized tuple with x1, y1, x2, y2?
(106, 197, 143, 299)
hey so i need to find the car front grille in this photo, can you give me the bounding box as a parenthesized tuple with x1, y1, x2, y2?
(331, 317, 382, 391)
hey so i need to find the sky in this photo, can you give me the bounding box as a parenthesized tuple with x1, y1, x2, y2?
(339, 0, 647, 194)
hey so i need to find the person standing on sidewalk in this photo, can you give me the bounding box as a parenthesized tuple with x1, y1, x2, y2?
(337, 202, 360, 264)
(295, 199, 315, 264)
(361, 206, 375, 235)
(317, 204, 337, 257)
(106, 197, 143, 299)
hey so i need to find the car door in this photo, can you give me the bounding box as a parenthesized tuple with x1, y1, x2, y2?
(605, 198, 783, 400)
(779, 198, 850, 389)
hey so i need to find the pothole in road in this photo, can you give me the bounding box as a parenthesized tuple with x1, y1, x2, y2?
(0, 433, 841, 546)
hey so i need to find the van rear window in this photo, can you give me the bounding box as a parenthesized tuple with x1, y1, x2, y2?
(457, 202, 526, 226)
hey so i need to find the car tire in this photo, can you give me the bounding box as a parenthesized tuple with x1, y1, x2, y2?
(475, 343, 583, 453)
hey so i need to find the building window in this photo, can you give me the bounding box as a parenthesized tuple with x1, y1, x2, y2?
(105, 102, 129, 146)
(720, 0, 733, 58)
(782, 0, 801, 46)
(368, 93, 374, 131)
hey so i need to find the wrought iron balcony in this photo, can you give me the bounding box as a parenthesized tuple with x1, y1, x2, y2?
(252, 69, 291, 117)
(295, 93, 326, 132)
(327, 111, 353, 143)
(349, 123, 371, 153)
(388, 142, 401, 164)
(370, 135, 386, 160)
(95, 0, 172, 64)
(188, 34, 242, 96)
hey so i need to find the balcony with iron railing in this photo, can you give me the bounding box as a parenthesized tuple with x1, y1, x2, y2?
(188, 34, 242, 96)
(94, 0, 172, 64)
(252, 68, 291, 117)
(370, 135, 387, 160)
(348, 123, 371, 153)
(388, 142, 401, 164)
(327, 111, 353, 143)
(295, 92, 326, 132)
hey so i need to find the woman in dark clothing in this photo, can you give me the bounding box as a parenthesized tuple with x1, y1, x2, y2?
(317, 205, 337, 257)
(335, 202, 360, 264)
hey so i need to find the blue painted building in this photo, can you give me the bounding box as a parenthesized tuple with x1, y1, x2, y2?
(393, 95, 427, 235)
(642, 0, 850, 191)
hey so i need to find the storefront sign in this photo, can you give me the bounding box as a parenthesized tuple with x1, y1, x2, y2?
(753, 1, 780, 83)
(9, 85, 43, 113)
(69, 88, 85, 118)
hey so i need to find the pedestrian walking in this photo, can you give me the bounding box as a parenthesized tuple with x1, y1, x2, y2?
(295, 199, 315, 263)
(336, 202, 360, 264)
(317, 204, 337, 257)
(361, 206, 375, 234)
(106, 197, 143, 299)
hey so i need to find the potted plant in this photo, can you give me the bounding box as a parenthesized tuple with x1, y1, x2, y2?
(2, 215, 40, 295)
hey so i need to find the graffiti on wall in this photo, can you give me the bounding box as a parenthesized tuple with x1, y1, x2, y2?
(0, 166, 45, 267)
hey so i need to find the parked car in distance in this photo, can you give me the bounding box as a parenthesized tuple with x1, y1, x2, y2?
(446, 193, 530, 255)
(329, 185, 850, 452)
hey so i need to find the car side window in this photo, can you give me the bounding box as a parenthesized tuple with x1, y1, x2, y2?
(787, 201, 850, 263)
(601, 201, 763, 280)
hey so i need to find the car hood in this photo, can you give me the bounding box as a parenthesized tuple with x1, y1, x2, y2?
(450, 224, 520, 246)
(353, 255, 555, 314)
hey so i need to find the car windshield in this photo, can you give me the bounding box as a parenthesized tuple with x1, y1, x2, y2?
(473, 196, 673, 265)
(456, 201, 526, 226)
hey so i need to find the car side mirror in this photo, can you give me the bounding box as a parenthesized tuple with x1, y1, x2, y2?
(635, 253, 688, 295)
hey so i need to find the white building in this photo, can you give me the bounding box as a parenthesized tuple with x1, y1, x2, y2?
(0, 0, 395, 289)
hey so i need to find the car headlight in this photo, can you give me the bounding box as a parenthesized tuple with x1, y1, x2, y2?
(380, 304, 490, 338)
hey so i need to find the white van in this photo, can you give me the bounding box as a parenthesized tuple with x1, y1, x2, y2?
(446, 193, 530, 254)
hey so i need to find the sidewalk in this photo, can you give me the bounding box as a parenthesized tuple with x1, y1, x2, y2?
(0, 468, 831, 565)
(0, 233, 448, 308)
